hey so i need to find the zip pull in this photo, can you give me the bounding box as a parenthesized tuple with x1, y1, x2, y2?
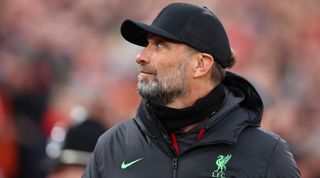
(172, 158, 178, 178)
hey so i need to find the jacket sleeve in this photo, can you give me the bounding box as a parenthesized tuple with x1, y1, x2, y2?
(82, 151, 100, 178)
(82, 133, 107, 178)
(265, 137, 301, 178)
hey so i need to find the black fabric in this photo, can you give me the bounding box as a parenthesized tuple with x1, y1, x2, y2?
(174, 130, 200, 154)
(82, 71, 301, 178)
(63, 119, 106, 152)
(120, 3, 232, 68)
(147, 83, 225, 132)
(43, 119, 106, 172)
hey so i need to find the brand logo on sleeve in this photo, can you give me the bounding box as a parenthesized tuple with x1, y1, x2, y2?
(212, 154, 232, 178)
(121, 158, 144, 169)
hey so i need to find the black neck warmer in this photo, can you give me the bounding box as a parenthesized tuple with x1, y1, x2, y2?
(147, 83, 226, 132)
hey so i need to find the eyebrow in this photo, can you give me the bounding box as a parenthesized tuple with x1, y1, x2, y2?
(147, 33, 179, 44)
(148, 34, 166, 42)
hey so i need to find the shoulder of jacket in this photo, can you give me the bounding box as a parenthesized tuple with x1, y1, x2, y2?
(244, 127, 281, 140)
(239, 127, 283, 151)
(99, 119, 136, 142)
(94, 119, 136, 153)
(262, 130, 300, 177)
(89, 119, 142, 168)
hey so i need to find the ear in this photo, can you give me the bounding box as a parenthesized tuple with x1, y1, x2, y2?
(193, 53, 214, 78)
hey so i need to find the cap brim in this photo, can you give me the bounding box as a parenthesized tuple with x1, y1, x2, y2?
(121, 19, 181, 46)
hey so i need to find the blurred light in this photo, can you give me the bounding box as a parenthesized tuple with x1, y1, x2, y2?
(51, 126, 66, 143)
(70, 105, 87, 124)
(46, 142, 61, 159)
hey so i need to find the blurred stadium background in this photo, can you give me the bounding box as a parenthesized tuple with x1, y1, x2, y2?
(0, 0, 319, 177)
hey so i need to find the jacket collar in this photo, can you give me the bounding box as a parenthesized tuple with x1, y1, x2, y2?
(135, 71, 263, 145)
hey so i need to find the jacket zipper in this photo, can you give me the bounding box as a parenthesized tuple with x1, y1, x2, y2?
(172, 158, 178, 178)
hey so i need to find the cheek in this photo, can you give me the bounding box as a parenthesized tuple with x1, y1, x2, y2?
(156, 64, 176, 80)
(184, 63, 194, 78)
(153, 50, 188, 78)
(157, 58, 181, 74)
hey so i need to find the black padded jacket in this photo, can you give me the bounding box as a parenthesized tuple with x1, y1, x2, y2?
(82, 72, 300, 178)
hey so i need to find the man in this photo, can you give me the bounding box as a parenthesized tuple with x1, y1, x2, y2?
(83, 3, 300, 178)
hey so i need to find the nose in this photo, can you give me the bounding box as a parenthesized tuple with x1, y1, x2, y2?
(136, 48, 150, 65)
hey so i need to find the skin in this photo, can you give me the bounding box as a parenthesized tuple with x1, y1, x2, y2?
(136, 34, 218, 131)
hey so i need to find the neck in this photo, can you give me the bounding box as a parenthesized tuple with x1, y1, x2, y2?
(167, 80, 218, 109)
(147, 81, 225, 133)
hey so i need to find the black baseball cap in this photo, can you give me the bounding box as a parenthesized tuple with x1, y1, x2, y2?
(121, 3, 232, 68)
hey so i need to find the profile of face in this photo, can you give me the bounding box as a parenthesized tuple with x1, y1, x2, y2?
(46, 165, 85, 178)
(136, 34, 194, 106)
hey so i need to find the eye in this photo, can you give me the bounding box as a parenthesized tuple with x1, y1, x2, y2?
(154, 41, 165, 48)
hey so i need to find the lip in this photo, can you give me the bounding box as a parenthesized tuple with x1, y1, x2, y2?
(140, 69, 154, 75)
(139, 72, 153, 77)
(140, 71, 152, 75)
(139, 70, 155, 79)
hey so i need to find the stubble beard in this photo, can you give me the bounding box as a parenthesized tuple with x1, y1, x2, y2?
(137, 58, 189, 106)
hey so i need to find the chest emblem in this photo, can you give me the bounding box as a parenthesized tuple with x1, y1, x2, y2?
(121, 158, 144, 169)
(212, 154, 232, 178)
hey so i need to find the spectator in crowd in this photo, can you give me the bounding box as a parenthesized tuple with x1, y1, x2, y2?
(44, 119, 106, 178)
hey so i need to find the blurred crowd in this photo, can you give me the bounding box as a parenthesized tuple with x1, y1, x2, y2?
(0, 0, 319, 178)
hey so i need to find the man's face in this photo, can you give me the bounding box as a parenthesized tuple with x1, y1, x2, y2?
(136, 34, 194, 105)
